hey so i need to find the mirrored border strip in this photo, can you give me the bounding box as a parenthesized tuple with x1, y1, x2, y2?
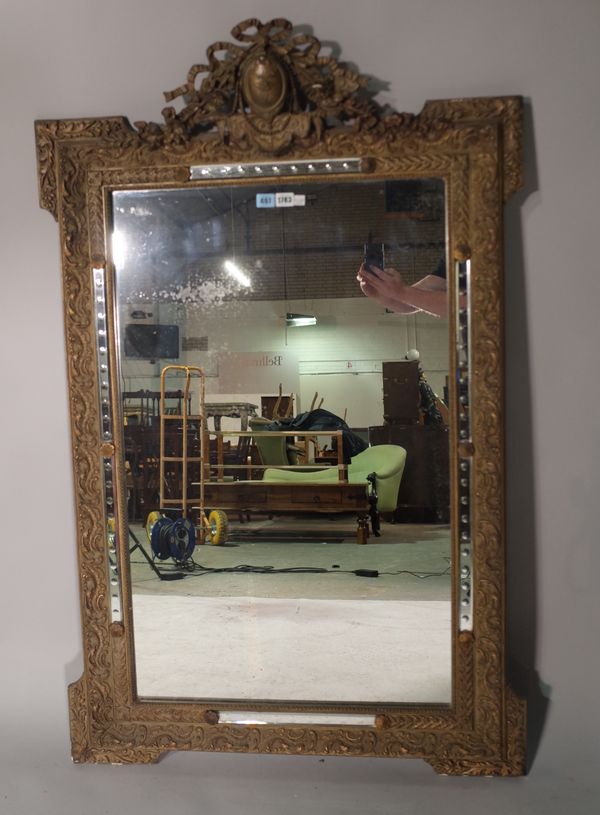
(218, 711, 376, 726)
(456, 259, 473, 631)
(190, 158, 365, 180)
(93, 266, 122, 624)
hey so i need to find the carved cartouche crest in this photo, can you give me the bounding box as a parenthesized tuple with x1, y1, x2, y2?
(134, 17, 391, 152)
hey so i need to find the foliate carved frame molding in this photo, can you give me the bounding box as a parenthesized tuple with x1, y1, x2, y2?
(35, 18, 525, 774)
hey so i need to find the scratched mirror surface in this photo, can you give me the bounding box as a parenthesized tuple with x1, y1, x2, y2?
(112, 176, 452, 703)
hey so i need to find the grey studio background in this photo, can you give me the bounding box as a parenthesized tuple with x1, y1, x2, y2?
(1, 1, 599, 813)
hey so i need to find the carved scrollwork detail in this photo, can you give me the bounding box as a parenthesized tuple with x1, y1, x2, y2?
(35, 119, 134, 219)
(68, 677, 91, 762)
(79, 718, 512, 767)
(421, 96, 523, 199)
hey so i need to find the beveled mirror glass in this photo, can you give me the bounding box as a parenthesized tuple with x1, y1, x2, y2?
(36, 18, 526, 773)
(114, 176, 451, 705)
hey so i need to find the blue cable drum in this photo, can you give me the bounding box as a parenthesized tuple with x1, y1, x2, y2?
(150, 516, 176, 560)
(168, 518, 196, 562)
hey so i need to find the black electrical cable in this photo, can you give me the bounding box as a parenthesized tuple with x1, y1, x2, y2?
(129, 554, 451, 580)
(134, 557, 452, 579)
(379, 559, 451, 579)
(185, 562, 332, 575)
(379, 567, 451, 579)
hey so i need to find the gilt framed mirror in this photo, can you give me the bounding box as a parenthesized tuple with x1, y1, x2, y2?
(36, 18, 526, 774)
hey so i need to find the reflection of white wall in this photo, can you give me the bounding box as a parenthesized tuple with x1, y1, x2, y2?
(119, 297, 449, 426)
(300, 372, 383, 426)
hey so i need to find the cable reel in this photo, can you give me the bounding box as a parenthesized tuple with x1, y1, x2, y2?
(169, 518, 196, 562)
(147, 513, 196, 564)
(149, 516, 175, 561)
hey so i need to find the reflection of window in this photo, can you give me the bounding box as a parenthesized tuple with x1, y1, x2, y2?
(182, 335, 208, 352)
(124, 324, 179, 359)
(384, 178, 445, 221)
(113, 180, 447, 302)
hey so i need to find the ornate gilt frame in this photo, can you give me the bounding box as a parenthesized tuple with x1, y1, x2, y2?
(36, 19, 526, 773)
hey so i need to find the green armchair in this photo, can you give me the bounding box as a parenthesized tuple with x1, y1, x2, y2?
(262, 444, 407, 514)
(249, 416, 302, 467)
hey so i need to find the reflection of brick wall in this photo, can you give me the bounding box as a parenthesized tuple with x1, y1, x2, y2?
(204, 182, 446, 301)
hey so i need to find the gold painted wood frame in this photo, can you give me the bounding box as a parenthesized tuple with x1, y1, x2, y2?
(35, 18, 526, 774)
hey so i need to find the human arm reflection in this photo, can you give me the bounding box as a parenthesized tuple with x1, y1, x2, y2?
(357, 257, 450, 318)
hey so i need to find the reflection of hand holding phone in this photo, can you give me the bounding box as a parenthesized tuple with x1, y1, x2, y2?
(363, 242, 385, 274)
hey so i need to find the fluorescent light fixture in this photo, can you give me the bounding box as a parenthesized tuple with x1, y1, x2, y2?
(286, 312, 317, 327)
(223, 260, 251, 287)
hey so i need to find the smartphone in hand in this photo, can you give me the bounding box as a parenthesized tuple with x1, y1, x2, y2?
(363, 242, 385, 273)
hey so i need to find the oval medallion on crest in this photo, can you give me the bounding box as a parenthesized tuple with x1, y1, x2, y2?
(241, 52, 288, 117)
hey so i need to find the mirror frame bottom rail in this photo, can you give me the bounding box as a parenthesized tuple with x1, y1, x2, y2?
(36, 17, 526, 775)
(67, 640, 526, 774)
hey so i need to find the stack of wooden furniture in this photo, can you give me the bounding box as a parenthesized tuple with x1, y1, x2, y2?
(369, 361, 450, 522)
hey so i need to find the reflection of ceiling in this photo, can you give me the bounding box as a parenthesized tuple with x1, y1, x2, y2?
(113, 179, 445, 302)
